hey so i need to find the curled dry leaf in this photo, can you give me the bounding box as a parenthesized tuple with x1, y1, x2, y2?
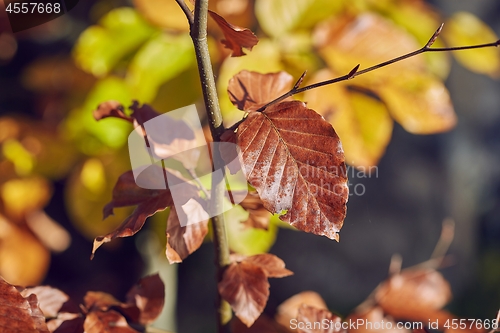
(125, 274, 165, 325)
(83, 310, 139, 333)
(275, 291, 328, 331)
(296, 305, 343, 333)
(208, 10, 258, 57)
(374, 269, 452, 322)
(20, 286, 69, 318)
(0, 277, 50, 333)
(238, 191, 272, 230)
(93, 100, 132, 123)
(236, 100, 348, 240)
(218, 260, 270, 327)
(239, 254, 293, 278)
(92, 167, 200, 258)
(228, 71, 294, 111)
(166, 204, 209, 264)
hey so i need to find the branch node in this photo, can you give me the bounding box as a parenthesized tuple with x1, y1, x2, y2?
(426, 23, 444, 48)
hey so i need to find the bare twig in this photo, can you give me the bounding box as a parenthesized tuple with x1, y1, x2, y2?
(174, 0, 194, 26)
(257, 24, 500, 112)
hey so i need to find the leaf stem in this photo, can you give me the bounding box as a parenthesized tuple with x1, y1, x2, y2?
(187, 0, 232, 331)
(257, 24, 500, 112)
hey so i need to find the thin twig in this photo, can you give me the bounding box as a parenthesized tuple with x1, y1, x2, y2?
(257, 24, 500, 112)
(174, 0, 194, 26)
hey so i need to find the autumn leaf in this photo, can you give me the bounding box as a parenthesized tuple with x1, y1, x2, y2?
(374, 269, 452, 322)
(166, 204, 209, 264)
(93, 100, 132, 123)
(83, 310, 139, 333)
(209, 10, 258, 57)
(275, 291, 328, 331)
(125, 274, 165, 325)
(20, 286, 69, 318)
(238, 191, 272, 230)
(227, 71, 294, 111)
(218, 260, 269, 327)
(236, 254, 293, 278)
(219, 254, 292, 327)
(236, 100, 348, 240)
(92, 167, 200, 258)
(0, 277, 50, 333)
(296, 305, 343, 333)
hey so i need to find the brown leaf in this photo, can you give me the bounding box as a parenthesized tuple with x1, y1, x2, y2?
(93, 101, 132, 123)
(20, 286, 69, 318)
(47, 312, 83, 333)
(0, 277, 50, 333)
(239, 254, 293, 278)
(166, 204, 209, 264)
(84, 292, 123, 312)
(374, 269, 452, 322)
(296, 305, 343, 333)
(83, 310, 139, 333)
(92, 167, 200, 258)
(228, 71, 294, 111)
(236, 100, 348, 240)
(209, 10, 258, 57)
(218, 261, 270, 327)
(125, 274, 165, 325)
(275, 291, 328, 331)
(238, 191, 272, 230)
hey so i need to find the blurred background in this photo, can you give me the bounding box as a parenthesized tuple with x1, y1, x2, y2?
(0, 0, 499, 332)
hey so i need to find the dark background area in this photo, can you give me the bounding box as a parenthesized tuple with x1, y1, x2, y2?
(0, 1, 499, 332)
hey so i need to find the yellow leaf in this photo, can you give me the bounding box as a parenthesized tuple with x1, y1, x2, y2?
(305, 69, 393, 169)
(442, 12, 500, 77)
(375, 71, 456, 134)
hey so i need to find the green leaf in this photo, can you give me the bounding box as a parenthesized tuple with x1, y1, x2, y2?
(64, 77, 132, 152)
(225, 204, 278, 256)
(73, 7, 156, 77)
(442, 12, 500, 77)
(126, 33, 195, 102)
(255, 0, 343, 38)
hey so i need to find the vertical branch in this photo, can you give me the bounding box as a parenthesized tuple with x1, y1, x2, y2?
(189, 0, 232, 331)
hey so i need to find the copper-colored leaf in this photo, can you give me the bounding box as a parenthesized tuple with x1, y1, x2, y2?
(209, 10, 258, 57)
(83, 310, 139, 333)
(236, 100, 348, 240)
(238, 191, 272, 230)
(275, 291, 328, 331)
(166, 204, 209, 264)
(0, 277, 50, 333)
(125, 274, 165, 325)
(93, 101, 132, 123)
(296, 305, 343, 333)
(92, 168, 199, 258)
(47, 312, 83, 333)
(84, 292, 123, 312)
(374, 269, 452, 322)
(228, 71, 294, 111)
(218, 261, 270, 327)
(20, 286, 69, 318)
(239, 254, 293, 278)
